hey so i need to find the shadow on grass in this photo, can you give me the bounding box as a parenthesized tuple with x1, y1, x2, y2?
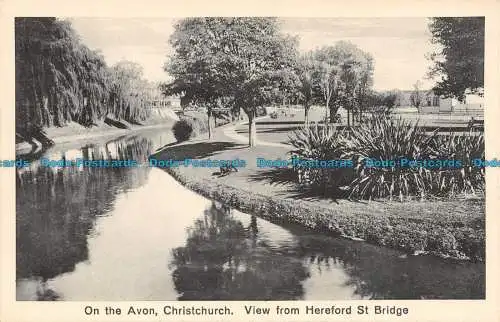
(247, 167, 297, 185)
(247, 168, 351, 204)
(154, 141, 180, 152)
(235, 126, 301, 134)
(104, 117, 130, 129)
(283, 188, 351, 204)
(256, 127, 302, 134)
(152, 141, 247, 160)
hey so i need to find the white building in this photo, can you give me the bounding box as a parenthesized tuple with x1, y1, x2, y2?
(436, 97, 459, 112)
(402, 88, 484, 114)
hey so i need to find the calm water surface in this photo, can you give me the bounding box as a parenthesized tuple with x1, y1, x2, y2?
(16, 128, 485, 300)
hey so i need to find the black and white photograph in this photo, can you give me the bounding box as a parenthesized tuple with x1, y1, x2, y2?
(10, 14, 489, 304)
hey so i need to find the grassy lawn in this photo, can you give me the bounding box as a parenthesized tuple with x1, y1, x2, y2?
(152, 126, 485, 262)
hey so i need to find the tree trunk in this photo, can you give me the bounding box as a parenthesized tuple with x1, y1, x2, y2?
(304, 105, 310, 126)
(329, 105, 336, 123)
(248, 110, 256, 147)
(30, 65, 42, 127)
(208, 119, 212, 140)
(207, 110, 212, 140)
(42, 96, 52, 127)
(347, 109, 351, 127)
(325, 100, 329, 123)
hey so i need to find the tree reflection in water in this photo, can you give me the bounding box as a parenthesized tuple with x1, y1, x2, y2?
(172, 204, 484, 300)
(293, 233, 484, 299)
(16, 136, 153, 300)
(170, 202, 310, 300)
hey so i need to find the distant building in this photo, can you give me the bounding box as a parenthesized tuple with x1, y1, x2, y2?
(396, 90, 440, 108)
(436, 97, 458, 112)
(394, 88, 484, 114)
(145, 83, 181, 109)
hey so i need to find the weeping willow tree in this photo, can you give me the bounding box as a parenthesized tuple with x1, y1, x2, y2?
(108, 61, 152, 124)
(75, 46, 110, 126)
(16, 18, 79, 134)
(15, 17, 153, 143)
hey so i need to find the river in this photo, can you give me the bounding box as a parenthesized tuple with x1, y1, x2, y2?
(15, 127, 485, 300)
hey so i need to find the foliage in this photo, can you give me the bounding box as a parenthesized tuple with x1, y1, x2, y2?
(172, 119, 194, 142)
(172, 116, 209, 142)
(381, 92, 397, 110)
(410, 80, 425, 109)
(288, 124, 352, 191)
(428, 17, 484, 100)
(365, 90, 399, 115)
(256, 106, 268, 117)
(15, 18, 153, 141)
(295, 53, 317, 124)
(342, 116, 437, 201)
(429, 131, 485, 196)
(288, 115, 485, 201)
(108, 61, 152, 123)
(163, 17, 300, 145)
(308, 42, 374, 123)
(289, 125, 344, 161)
(331, 113, 342, 123)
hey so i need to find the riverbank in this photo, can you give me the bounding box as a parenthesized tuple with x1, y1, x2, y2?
(151, 125, 485, 262)
(16, 119, 176, 155)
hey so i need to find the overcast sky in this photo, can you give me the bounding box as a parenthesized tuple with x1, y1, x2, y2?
(70, 17, 437, 91)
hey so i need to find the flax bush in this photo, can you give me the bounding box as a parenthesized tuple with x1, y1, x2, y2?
(288, 124, 353, 193)
(288, 114, 485, 200)
(343, 116, 437, 200)
(429, 131, 485, 196)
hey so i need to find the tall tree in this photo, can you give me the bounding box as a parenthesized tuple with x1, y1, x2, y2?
(311, 48, 340, 122)
(16, 18, 80, 132)
(108, 61, 151, 123)
(354, 52, 374, 123)
(310, 42, 373, 124)
(410, 80, 425, 112)
(296, 52, 316, 125)
(164, 17, 299, 146)
(428, 17, 484, 101)
(75, 46, 110, 126)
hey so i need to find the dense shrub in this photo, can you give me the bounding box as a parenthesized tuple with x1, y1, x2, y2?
(429, 131, 485, 196)
(172, 119, 194, 142)
(343, 116, 437, 200)
(288, 115, 485, 200)
(288, 124, 353, 192)
(172, 116, 209, 142)
(256, 106, 268, 117)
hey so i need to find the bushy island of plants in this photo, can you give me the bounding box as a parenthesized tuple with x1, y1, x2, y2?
(161, 115, 485, 262)
(289, 116, 485, 200)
